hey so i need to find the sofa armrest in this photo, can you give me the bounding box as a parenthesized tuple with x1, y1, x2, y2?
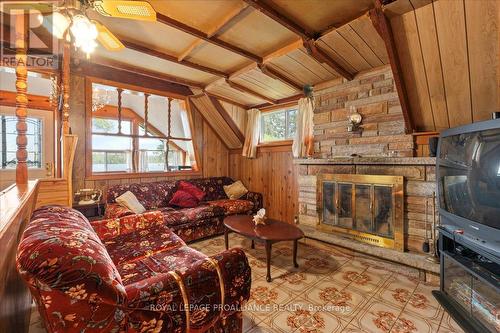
(243, 191, 263, 213)
(104, 203, 134, 219)
(125, 248, 251, 332)
(90, 210, 164, 241)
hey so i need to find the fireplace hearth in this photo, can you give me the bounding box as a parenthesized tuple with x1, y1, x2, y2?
(317, 174, 404, 251)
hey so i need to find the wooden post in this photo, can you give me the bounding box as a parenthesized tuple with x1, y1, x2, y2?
(117, 88, 123, 134)
(15, 14, 28, 185)
(61, 41, 71, 135)
(144, 93, 149, 135)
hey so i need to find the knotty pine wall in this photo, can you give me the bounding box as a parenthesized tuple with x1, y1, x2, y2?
(229, 144, 299, 223)
(391, 0, 499, 131)
(69, 74, 229, 194)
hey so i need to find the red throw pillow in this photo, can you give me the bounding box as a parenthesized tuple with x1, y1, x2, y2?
(178, 181, 205, 201)
(169, 190, 199, 208)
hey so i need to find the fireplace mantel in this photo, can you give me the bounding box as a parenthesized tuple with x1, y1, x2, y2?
(293, 157, 436, 166)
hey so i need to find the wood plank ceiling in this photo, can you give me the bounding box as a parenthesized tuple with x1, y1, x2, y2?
(85, 0, 396, 109)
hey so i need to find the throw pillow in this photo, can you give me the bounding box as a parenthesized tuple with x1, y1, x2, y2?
(115, 191, 146, 214)
(223, 180, 248, 200)
(169, 190, 199, 208)
(178, 180, 205, 201)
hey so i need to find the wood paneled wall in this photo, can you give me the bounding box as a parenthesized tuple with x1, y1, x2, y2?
(229, 144, 298, 223)
(391, 0, 499, 131)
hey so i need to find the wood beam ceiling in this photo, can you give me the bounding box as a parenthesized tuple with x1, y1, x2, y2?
(369, 1, 413, 133)
(178, 3, 251, 61)
(302, 39, 354, 81)
(72, 58, 195, 96)
(156, 13, 261, 63)
(120, 39, 228, 78)
(242, 0, 354, 81)
(225, 79, 277, 104)
(258, 63, 303, 91)
(241, 0, 315, 40)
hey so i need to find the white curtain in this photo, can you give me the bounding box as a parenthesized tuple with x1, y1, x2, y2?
(292, 97, 315, 158)
(242, 108, 261, 158)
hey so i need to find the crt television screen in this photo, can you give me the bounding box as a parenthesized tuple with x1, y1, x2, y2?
(438, 128, 500, 230)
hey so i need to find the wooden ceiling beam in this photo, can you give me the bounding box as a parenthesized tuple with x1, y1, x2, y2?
(177, 3, 250, 61)
(242, 0, 315, 40)
(121, 39, 228, 78)
(74, 57, 201, 92)
(262, 38, 303, 63)
(225, 79, 277, 104)
(156, 13, 261, 63)
(258, 63, 302, 91)
(206, 94, 245, 143)
(368, 2, 413, 133)
(302, 39, 354, 80)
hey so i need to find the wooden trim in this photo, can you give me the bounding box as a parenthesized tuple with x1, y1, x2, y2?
(226, 79, 277, 104)
(61, 41, 70, 135)
(369, 2, 413, 133)
(156, 13, 262, 63)
(258, 64, 302, 91)
(207, 95, 245, 143)
(242, 0, 315, 40)
(0, 180, 39, 333)
(229, 140, 292, 154)
(183, 100, 201, 172)
(258, 139, 293, 147)
(0, 90, 53, 111)
(302, 39, 354, 80)
(121, 39, 228, 78)
(74, 57, 203, 90)
(252, 93, 303, 109)
(260, 101, 298, 113)
(86, 170, 202, 181)
(86, 76, 190, 101)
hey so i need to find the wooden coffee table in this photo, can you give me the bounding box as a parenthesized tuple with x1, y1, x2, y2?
(224, 215, 305, 282)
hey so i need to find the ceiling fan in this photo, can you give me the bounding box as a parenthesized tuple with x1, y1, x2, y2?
(41, 0, 156, 56)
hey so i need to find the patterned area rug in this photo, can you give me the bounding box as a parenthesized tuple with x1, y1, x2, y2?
(29, 234, 464, 333)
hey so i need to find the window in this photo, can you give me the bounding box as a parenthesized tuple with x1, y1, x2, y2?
(260, 107, 297, 142)
(88, 81, 197, 176)
(0, 115, 42, 169)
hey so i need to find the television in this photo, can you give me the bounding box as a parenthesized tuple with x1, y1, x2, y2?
(437, 118, 500, 260)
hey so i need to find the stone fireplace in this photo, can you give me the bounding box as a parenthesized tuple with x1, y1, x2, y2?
(317, 173, 404, 251)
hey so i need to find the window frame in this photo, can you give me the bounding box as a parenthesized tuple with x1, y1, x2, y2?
(85, 77, 201, 180)
(259, 106, 298, 144)
(0, 114, 43, 170)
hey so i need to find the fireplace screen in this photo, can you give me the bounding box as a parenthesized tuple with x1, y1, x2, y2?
(318, 174, 404, 251)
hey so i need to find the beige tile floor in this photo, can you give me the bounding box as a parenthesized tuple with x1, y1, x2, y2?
(29, 234, 465, 333)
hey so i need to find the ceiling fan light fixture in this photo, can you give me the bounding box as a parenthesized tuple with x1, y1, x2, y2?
(93, 0, 156, 21)
(70, 14, 98, 57)
(43, 12, 71, 39)
(93, 20, 124, 51)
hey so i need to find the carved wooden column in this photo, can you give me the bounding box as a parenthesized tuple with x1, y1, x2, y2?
(15, 14, 29, 185)
(61, 41, 71, 135)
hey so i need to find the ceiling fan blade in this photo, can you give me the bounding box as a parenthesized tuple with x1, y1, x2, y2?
(93, 20, 124, 51)
(92, 0, 156, 22)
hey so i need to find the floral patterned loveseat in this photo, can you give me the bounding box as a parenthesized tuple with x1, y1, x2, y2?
(17, 206, 251, 333)
(104, 177, 263, 243)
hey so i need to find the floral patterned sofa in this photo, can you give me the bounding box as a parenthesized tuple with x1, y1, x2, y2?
(104, 177, 262, 243)
(17, 206, 251, 333)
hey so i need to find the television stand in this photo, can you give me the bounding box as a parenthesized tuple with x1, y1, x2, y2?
(435, 227, 500, 333)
